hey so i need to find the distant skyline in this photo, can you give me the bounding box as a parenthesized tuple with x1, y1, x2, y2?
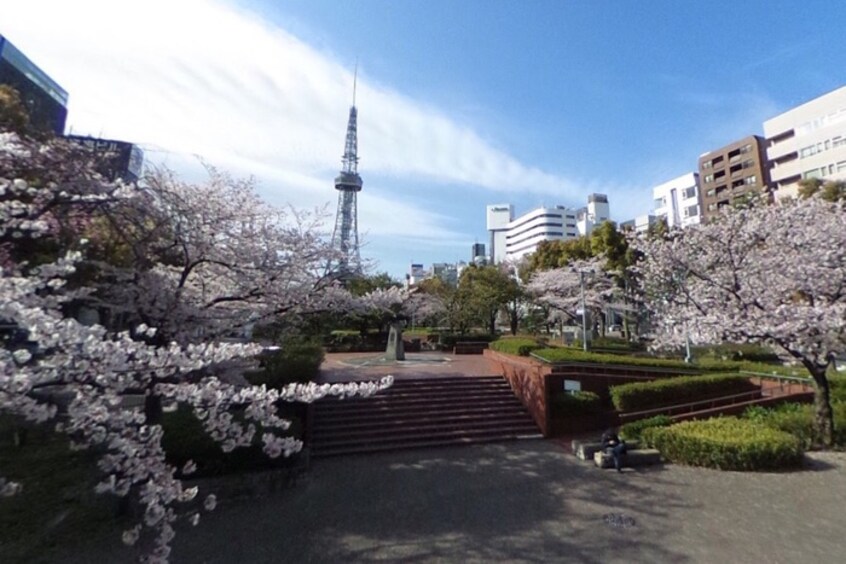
(3, 0, 846, 278)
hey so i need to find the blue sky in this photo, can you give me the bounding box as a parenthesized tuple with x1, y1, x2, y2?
(3, 0, 846, 278)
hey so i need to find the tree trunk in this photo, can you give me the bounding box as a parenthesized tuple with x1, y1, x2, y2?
(145, 394, 163, 426)
(509, 310, 518, 335)
(488, 312, 496, 336)
(808, 364, 834, 448)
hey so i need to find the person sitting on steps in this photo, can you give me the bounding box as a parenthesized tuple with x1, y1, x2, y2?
(601, 428, 627, 472)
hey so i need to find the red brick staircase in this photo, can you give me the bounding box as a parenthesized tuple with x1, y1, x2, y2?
(309, 376, 542, 457)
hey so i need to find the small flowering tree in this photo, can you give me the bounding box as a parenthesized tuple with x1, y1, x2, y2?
(0, 131, 392, 562)
(633, 196, 846, 446)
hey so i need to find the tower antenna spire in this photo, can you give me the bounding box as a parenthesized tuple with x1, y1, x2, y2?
(330, 64, 363, 278)
(352, 60, 358, 106)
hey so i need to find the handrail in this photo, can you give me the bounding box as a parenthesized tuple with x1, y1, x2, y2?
(619, 389, 764, 421)
(739, 370, 808, 383)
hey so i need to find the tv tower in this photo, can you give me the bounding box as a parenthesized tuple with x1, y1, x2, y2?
(330, 70, 362, 277)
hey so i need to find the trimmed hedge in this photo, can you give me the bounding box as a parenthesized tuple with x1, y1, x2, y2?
(619, 415, 673, 443)
(609, 373, 759, 412)
(534, 347, 696, 369)
(744, 401, 846, 449)
(643, 417, 803, 471)
(532, 347, 805, 377)
(489, 338, 543, 357)
(692, 343, 780, 364)
(438, 333, 498, 347)
(550, 390, 602, 416)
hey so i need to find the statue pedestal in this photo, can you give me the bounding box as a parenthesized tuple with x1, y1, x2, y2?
(384, 323, 405, 361)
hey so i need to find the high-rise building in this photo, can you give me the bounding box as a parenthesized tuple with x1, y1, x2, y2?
(764, 86, 846, 201)
(471, 242, 486, 265)
(652, 172, 701, 229)
(698, 135, 770, 220)
(486, 204, 514, 264)
(504, 205, 579, 261)
(575, 193, 610, 236)
(66, 135, 144, 182)
(487, 194, 611, 262)
(0, 34, 68, 135)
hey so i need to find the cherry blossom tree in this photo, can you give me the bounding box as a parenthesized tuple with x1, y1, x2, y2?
(84, 166, 346, 344)
(633, 196, 846, 446)
(1, 130, 392, 562)
(527, 257, 619, 341)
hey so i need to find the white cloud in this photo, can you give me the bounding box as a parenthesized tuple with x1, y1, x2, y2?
(2, 0, 582, 210)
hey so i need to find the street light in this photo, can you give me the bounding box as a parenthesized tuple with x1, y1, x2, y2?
(578, 268, 594, 352)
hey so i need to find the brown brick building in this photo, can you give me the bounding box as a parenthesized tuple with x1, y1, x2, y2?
(697, 135, 771, 222)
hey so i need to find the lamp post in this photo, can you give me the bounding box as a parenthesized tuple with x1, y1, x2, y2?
(579, 269, 593, 351)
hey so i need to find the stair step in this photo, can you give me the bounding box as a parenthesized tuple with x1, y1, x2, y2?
(313, 432, 543, 458)
(312, 403, 529, 425)
(313, 426, 543, 454)
(310, 375, 539, 457)
(315, 392, 518, 410)
(313, 413, 535, 437)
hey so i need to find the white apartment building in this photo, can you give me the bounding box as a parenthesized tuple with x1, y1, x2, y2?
(620, 214, 658, 233)
(652, 172, 701, 229)
(485, 204, 514, 264)
(764, 86, 846, 201)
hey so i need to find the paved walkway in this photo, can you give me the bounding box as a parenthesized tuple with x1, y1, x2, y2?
(67, 441, 846, 563)
(317, 352, 501, 383)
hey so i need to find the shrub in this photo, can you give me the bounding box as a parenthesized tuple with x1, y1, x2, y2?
(619, 415, 673, 443)
(550, 390, 601, 416)
(610, 373, 759, 412)
(161, 407, 303, 478)
(643, 417, 803, 471)
(489, 338, 542, 357)
(246, 341, 325, 389)
(743, 401, 846, 449)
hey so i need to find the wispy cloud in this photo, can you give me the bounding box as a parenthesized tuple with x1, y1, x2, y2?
(2, 0, 582, 242)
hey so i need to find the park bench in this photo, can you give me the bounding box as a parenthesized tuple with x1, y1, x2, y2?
(453, 341, 489, 355)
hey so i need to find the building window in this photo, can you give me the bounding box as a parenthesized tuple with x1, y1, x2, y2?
(704, 174, 713, 183)
(683, 186, 697, 200)
(745, 175, 757, 185)
(707, 203, 717, 211)
(802, 168, 823, 180)
(740, 143, 753, 154)
(706, 188, 715, 198)
(742, 159, 755, 169)
(837, 161, 846, 173)
(654, 197, 666, 208)
(833, 136, 846, 148)
(683, 204, 698, 218)
(702, 160, 712, 170)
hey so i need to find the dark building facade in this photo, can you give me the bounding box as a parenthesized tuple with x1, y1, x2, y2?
(697, 135, 771, 222)
(0, 34, 68, 135)
(66, 135, 144, 182)
(471, 242, 486, 262)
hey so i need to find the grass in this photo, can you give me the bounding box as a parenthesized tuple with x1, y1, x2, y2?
(0, 419, 121, 562)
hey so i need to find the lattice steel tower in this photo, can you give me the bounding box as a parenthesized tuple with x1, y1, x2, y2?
(330, 79, 363, 277)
